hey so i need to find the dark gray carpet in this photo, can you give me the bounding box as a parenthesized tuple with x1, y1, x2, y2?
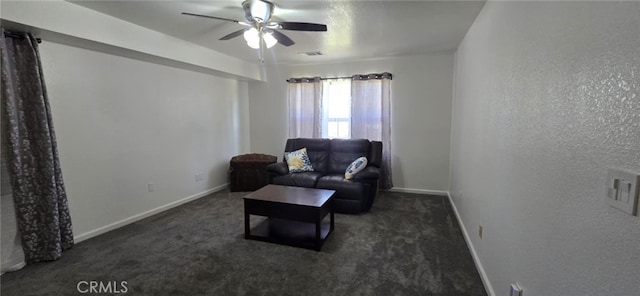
(1, 190, 486, 296)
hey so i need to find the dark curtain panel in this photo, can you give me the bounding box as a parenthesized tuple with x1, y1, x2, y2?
(0, 29, 74, 263)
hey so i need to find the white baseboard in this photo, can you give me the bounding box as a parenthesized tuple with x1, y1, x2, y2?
(1, 260, 26, 275)
(74, 184, 229, 243)
(447, 193, 496, 296)
(387, 187, 449, 196)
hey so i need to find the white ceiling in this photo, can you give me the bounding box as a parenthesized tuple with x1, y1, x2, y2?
(71, 0, 485, 65)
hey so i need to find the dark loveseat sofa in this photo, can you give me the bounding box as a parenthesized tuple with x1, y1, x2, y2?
(266, 138, 382, 214)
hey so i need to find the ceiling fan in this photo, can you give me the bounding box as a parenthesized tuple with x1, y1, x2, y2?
(182, 0, 327, 62)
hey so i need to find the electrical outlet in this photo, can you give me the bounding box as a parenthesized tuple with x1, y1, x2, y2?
(478, 225, 483, 239)
(148, 183, 155, 192)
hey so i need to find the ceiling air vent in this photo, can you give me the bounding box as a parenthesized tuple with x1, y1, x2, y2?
(300, 51, 323, 56)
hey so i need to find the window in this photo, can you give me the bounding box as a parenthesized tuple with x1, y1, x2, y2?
(322, 79, 351, 139)
(287, 72, 393, 189)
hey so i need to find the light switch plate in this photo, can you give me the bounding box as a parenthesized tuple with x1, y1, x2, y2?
(605, 169, 640, 216)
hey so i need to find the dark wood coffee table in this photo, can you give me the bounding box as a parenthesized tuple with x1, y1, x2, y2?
(243, 184, 336, 251)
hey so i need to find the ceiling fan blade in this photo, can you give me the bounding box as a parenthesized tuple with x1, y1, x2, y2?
(276, 22, 327, 32)
(270, 30, 295, 47)
(181, 12, 241, 24)
(219, 29, 247, 40)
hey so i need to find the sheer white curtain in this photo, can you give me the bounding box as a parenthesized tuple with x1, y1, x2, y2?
(287, 77, 323, 138)
(351, 73, 393, 189)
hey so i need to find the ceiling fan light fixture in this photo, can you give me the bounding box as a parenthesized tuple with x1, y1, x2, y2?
(263, 32, 277, 48)
(246, 39, 260, 49)
(245, 0, 274, 23)
(183, 0, 327, 56)
(243, 27, 277, 49)
(243, 28, 260, 49)
(243, 27, 259, 42)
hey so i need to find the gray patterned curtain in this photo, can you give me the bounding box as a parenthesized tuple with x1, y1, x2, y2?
(0, 29, 74, 263)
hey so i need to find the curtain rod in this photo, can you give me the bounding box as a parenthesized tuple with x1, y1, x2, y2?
(285, 76, 350, 82)
(320, 76, 352, 80)
(287, 72, 392, 83)
(3, 32, 42, 44)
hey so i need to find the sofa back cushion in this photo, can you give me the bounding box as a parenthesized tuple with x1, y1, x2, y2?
(368, 141, 383, 168)
(327, 139, 370, 174)
(284, 138, 331, 174)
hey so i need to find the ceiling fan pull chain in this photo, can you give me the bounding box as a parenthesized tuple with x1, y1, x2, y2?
(258, 27, 265, 63)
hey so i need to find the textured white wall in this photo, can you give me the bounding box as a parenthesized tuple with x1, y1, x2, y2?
(40, 41, 250, 239)
(451, 1, 640, 295)
(249, 53, 454, 193)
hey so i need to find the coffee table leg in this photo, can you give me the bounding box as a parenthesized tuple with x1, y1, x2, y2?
(315, 217, 322, 251)
(244, 211, 250, 239)
(330, 210, 335, 231)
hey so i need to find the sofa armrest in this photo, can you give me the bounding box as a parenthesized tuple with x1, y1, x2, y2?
(353, 166, 380, 181)
(267, 162, 289, 175)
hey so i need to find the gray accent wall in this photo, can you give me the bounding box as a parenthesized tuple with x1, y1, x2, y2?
(450, 1, 640, 295)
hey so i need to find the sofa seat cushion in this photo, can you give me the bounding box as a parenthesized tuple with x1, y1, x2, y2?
(271, 172, 323, 188)
(316, 174, 366, 201)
